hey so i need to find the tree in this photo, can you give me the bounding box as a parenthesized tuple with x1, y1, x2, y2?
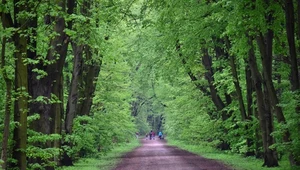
(0, 23, 13, 170)
(12, 1, 29, 168)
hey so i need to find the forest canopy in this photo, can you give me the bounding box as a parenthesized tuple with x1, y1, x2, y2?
(1, 0, 300, 169)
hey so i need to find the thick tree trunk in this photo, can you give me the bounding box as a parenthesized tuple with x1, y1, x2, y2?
(74, 0, 101, 117)
(202, 48, 226, 114)
(65, 44, 84, 134)
(258, 30, 293, 152)
(13, 31, 29, 170)
(46, 15, 69, 169)
(248, 36, 278, 167)
(10, 1, 29, 169)
(76, 46, 101, 116)
(27, 1, 69, 169)
(62, 0, 101, 165)
(61, 44, 83, 166)
(286, 0, 299, 91)
(1, 1, 29, 169)
(12, 38, 29, 170)
(0, 37, 13, 170)
(284, 0, 300, 165)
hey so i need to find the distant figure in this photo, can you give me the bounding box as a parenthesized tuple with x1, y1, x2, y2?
(135, 132, 139, 139)
(152, 131, 155, 140)
(149, 130, 153, 140)
(158, 131, 163, 140)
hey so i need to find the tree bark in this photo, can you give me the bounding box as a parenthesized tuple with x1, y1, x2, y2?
(285, 0, 299, 91)
(257, 16, 294, 163)
(244, 58, 256, 157)
(248, 35, 278, 167)
(226, 43, 247, 121)
(65, 44, 84, 134)
(60, 44, 83, 166)
(176, 40, 210, 95)
(76, 46, 101, 116)
(284, 0, 300, 165)
(0, 1, 14, 168)
(201, 48, 226, 113)
(0, 3, 14, 167)
(9, 1, 29, 169)
(0, 36, 13, 170)
(27, 1, 69, 169)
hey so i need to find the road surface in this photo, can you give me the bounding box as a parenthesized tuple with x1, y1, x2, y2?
(113, 138, 233, 170)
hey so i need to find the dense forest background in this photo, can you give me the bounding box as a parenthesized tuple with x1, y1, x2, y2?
(1, 0, 300, 169)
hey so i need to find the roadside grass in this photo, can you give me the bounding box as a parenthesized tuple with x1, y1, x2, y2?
(58, 139, 140, 170)
(167, 140, 299, 170)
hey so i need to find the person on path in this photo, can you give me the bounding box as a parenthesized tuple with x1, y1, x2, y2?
(158, 131, 163, 139)
(149, 130, 153, 140)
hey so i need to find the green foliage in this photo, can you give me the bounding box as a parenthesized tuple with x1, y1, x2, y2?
(62, 116, 99, 159)
(26, 114, 62, 169)
(274, 90, 300, 160)
(168, 139, 295, 170)
(1, 0, 300, 169)
(59, 139, 140, 170)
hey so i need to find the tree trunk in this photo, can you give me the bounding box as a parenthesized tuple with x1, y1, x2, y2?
(248, 35, 278, 167)
(76, 46, 101, 116)
(202, 47, 230, 150)
(228, 47, 247, 120)
(176, 40, 210, 95)
(227, 43, 256, 156)
(201, 48, 224, 111)
(1, 1, 15, 168)
(61, 44, 84, 166)
(46, 14, 69, 169)
(286, 0, 299, 91)
(258, 29, 293, 149)
(12, 36, 29, 170)
(202, 48, 226, 115)
(0, 36, 13, 170)
(74, 0, 101, 117)
(10, 1, 29, 169)
(284, 0, 300, 165)
(27, 1, 69, 169)
(64, 0, 77, 135)
(65, 44, 84, 134)
(245, 59, 256, 157)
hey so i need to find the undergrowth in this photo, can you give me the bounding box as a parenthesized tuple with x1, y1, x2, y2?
(59, 139, 140, 170)
(167, 140, 299, 170)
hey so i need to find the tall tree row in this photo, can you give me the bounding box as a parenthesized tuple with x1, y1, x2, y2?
(1, 0, 137, 169)
(131, 0, 300, 168)
(2, 0, 300, 169)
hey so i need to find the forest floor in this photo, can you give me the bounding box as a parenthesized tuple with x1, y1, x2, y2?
(113, 137, 233, 170)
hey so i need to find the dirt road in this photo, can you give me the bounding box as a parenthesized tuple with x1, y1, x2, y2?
(113, 138, 233, 170)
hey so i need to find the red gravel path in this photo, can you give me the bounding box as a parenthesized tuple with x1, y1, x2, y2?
(113, 138, 233, 170)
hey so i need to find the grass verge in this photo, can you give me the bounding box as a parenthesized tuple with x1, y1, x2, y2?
(59, 139, 140, 170)
(167, 140, 299, 170)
